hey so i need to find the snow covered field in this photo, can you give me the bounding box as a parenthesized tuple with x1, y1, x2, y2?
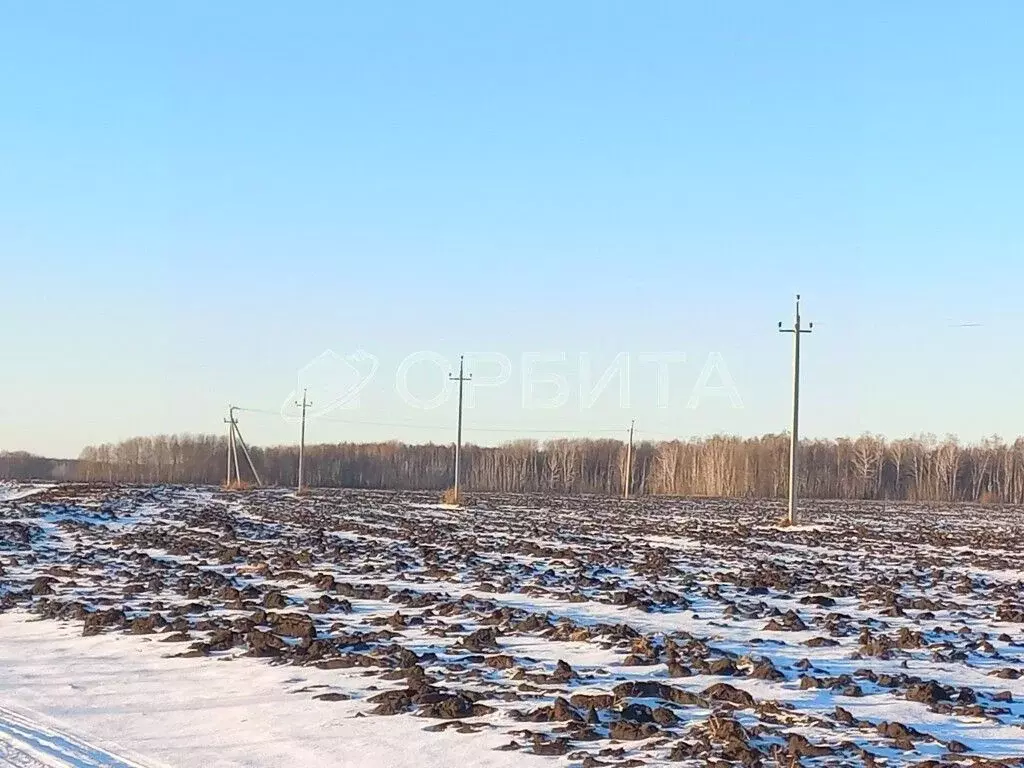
(1, 484, 1023, 767)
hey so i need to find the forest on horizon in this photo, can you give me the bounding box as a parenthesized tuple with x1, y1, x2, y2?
(4, 431, 1024, 504)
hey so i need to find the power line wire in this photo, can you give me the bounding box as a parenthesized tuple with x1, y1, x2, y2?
(234, 405, 635, 435)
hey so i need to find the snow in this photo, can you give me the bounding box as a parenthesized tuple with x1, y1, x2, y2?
(2, 484, 1024, 766)
(0, 615, 534, 768)
(0, 484, 52, 503)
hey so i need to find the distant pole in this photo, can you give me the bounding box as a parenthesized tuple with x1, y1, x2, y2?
(448, 355, 472, 502)
(778, 295, 813, 524)
(230, 406, 262, 487)
(224, 411, 235, 486)
(229, 409, 240, 486)
(295, 388, 312, 492)
(624, 419, 635, 500)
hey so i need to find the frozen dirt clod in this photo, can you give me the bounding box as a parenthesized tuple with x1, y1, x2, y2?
(1, 484, 1024, 766)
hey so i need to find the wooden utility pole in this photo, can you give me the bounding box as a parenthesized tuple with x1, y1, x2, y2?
(448, 356, 471, 503)
(295, 388, 312, 492)
(778, 295, 813, 525)
(623, 419, 635, 499)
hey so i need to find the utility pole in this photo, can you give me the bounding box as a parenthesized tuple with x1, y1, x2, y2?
(778, 294, 813, 525)
(448, 355, 471, 503)
(623, 419, 635, 500)
(224, 411, 236, 487)
(229, 406, 262, 487)
(295, 388, 311, 492)
(230, 410, 240, 485)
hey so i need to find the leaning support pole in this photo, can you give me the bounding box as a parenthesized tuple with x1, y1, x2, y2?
(231, 407, 263, 487)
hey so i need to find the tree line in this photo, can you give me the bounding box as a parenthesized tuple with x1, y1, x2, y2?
(0, 451, 77, 483)
(47, 432, 1024, 503)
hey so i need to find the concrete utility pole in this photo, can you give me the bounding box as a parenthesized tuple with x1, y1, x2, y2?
(448, 356, 472, 503)
(224, 411, 236, 487)
(778, 294, 813, 525)
(623, 419, 635, 500)
(295, 388, 312, 492)
(229, 406, 262, 487)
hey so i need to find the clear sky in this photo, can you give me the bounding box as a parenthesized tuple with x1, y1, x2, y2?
(2, 2, 1023, 458)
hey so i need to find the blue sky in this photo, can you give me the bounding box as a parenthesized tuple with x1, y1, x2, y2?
(2, 2, 1022, 457)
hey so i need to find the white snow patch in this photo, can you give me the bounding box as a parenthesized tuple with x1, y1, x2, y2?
(0, 613, 539, 768)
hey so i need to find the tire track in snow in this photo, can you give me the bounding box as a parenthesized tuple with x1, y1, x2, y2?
(0, 706, 147, 768)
